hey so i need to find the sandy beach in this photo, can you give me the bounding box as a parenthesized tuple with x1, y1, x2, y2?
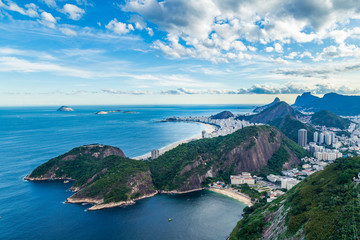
(208, 188, 253, 206)
(133, 122, 217, 160)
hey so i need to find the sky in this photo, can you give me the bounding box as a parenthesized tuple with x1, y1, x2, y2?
(1, 0, 360, 106)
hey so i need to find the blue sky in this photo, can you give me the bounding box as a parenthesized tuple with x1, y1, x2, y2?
(1, 0, 360, 106)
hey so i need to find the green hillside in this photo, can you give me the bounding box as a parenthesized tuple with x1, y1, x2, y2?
(311, 110, 352, 129)
(230, 157, 360, 240)
(269, 114, 315, 143)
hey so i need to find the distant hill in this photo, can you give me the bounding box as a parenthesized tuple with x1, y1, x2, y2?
(253, 97, 280, 113)
(293, 92, 360, 116)
(229, 157, 360, 240)
(237, 102, 301, 124)
(293, 92, 320, 107)
(269, 115, 315, 143)
(311, 110, 352, 129)
(210, 111, 234, 119)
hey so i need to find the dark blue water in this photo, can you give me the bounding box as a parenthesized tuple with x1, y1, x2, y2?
(0, 105, 253, 240)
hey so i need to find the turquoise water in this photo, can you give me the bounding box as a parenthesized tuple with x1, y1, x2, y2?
(0, 105, 253, 240)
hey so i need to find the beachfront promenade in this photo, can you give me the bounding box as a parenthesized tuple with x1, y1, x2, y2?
(134, 115, 254, 160)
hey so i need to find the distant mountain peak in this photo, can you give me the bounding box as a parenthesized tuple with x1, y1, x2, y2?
(293, 92, 320, 107)
(293, 92, 360, 115)
(239, 101, 299, 124)
(253, 97, 281, 113)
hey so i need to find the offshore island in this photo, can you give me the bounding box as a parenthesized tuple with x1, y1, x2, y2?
(27, 92, 360, 239)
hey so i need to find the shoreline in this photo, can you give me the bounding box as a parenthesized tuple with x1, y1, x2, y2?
(208, 188, 253, 207)
(133, 122, 217, 160)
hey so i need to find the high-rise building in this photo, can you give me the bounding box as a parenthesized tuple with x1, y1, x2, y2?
(151, 149, 160, 160)
(298, 129, 307, 147)
(331, 132, 336, 143)
(319, 132, 325, 144)
(325, 132, 332, 145)
(313, 131, 319, 143)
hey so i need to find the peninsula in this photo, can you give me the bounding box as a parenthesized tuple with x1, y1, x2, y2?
(26, 125, 306, 210)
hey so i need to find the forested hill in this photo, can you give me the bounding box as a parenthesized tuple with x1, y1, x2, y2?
(230, 157, 360, 240)
(311, 110, 352, 129)
(150, 125, 307, 192)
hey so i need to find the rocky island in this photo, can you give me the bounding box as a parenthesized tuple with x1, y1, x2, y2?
(57, 106, 74, 112)
(26, 125, 307, 210)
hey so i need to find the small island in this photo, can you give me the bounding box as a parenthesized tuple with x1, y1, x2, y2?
(57, 106, 74, 112)
(94, 110, 123, 115)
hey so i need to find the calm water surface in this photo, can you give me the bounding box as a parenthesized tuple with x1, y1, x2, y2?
(0, 105, 253, 240)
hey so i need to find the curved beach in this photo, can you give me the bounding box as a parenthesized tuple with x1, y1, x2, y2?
(208, 188, 253, 207)
(133, 122, 216, 160)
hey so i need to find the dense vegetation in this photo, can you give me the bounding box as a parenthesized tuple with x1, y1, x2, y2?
(28, 145, 154, 203)
(230, 157, 360, 240)
(311, 110, 352, 129)
(74, 156, 152, 203)
(269, 114, 315, 143)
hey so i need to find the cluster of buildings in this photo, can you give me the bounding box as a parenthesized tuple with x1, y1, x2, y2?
(167, 116, 255, 138)
(230, 172, 255, 185)
(313, 130, 338, 146)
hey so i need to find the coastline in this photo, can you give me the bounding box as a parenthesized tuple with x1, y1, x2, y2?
(208, 188, 253, 207)
(133, 122, 216, 160)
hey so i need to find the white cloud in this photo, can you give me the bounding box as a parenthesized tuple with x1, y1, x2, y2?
(106, 18, 135, 34)
(39, 11, 57, 28)
(122, 0, 360, 62)
(60, 28, 77, 36)
(0, 1, 39, 18)
(265, 47, 274, 53)
(62, 4, 85, 20)
(41, 0, 56, 8)
(274, 43, 283, 53)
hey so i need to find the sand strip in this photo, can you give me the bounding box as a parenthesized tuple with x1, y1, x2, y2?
(208, 188, 253, 206)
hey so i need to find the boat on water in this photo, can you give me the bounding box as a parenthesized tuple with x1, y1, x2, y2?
(168, 218, 172, 222)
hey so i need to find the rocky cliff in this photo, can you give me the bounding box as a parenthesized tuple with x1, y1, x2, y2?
(150, 125, 306, 192)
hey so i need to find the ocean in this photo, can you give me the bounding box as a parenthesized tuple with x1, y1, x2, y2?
(0, 105, 254, 240)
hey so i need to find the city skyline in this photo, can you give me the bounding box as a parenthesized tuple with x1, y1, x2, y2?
(1, 0, 360, 105)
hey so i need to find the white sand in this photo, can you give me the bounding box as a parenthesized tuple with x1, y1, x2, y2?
(133, 122, 217, 160)
(208, 188, 253, 206)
